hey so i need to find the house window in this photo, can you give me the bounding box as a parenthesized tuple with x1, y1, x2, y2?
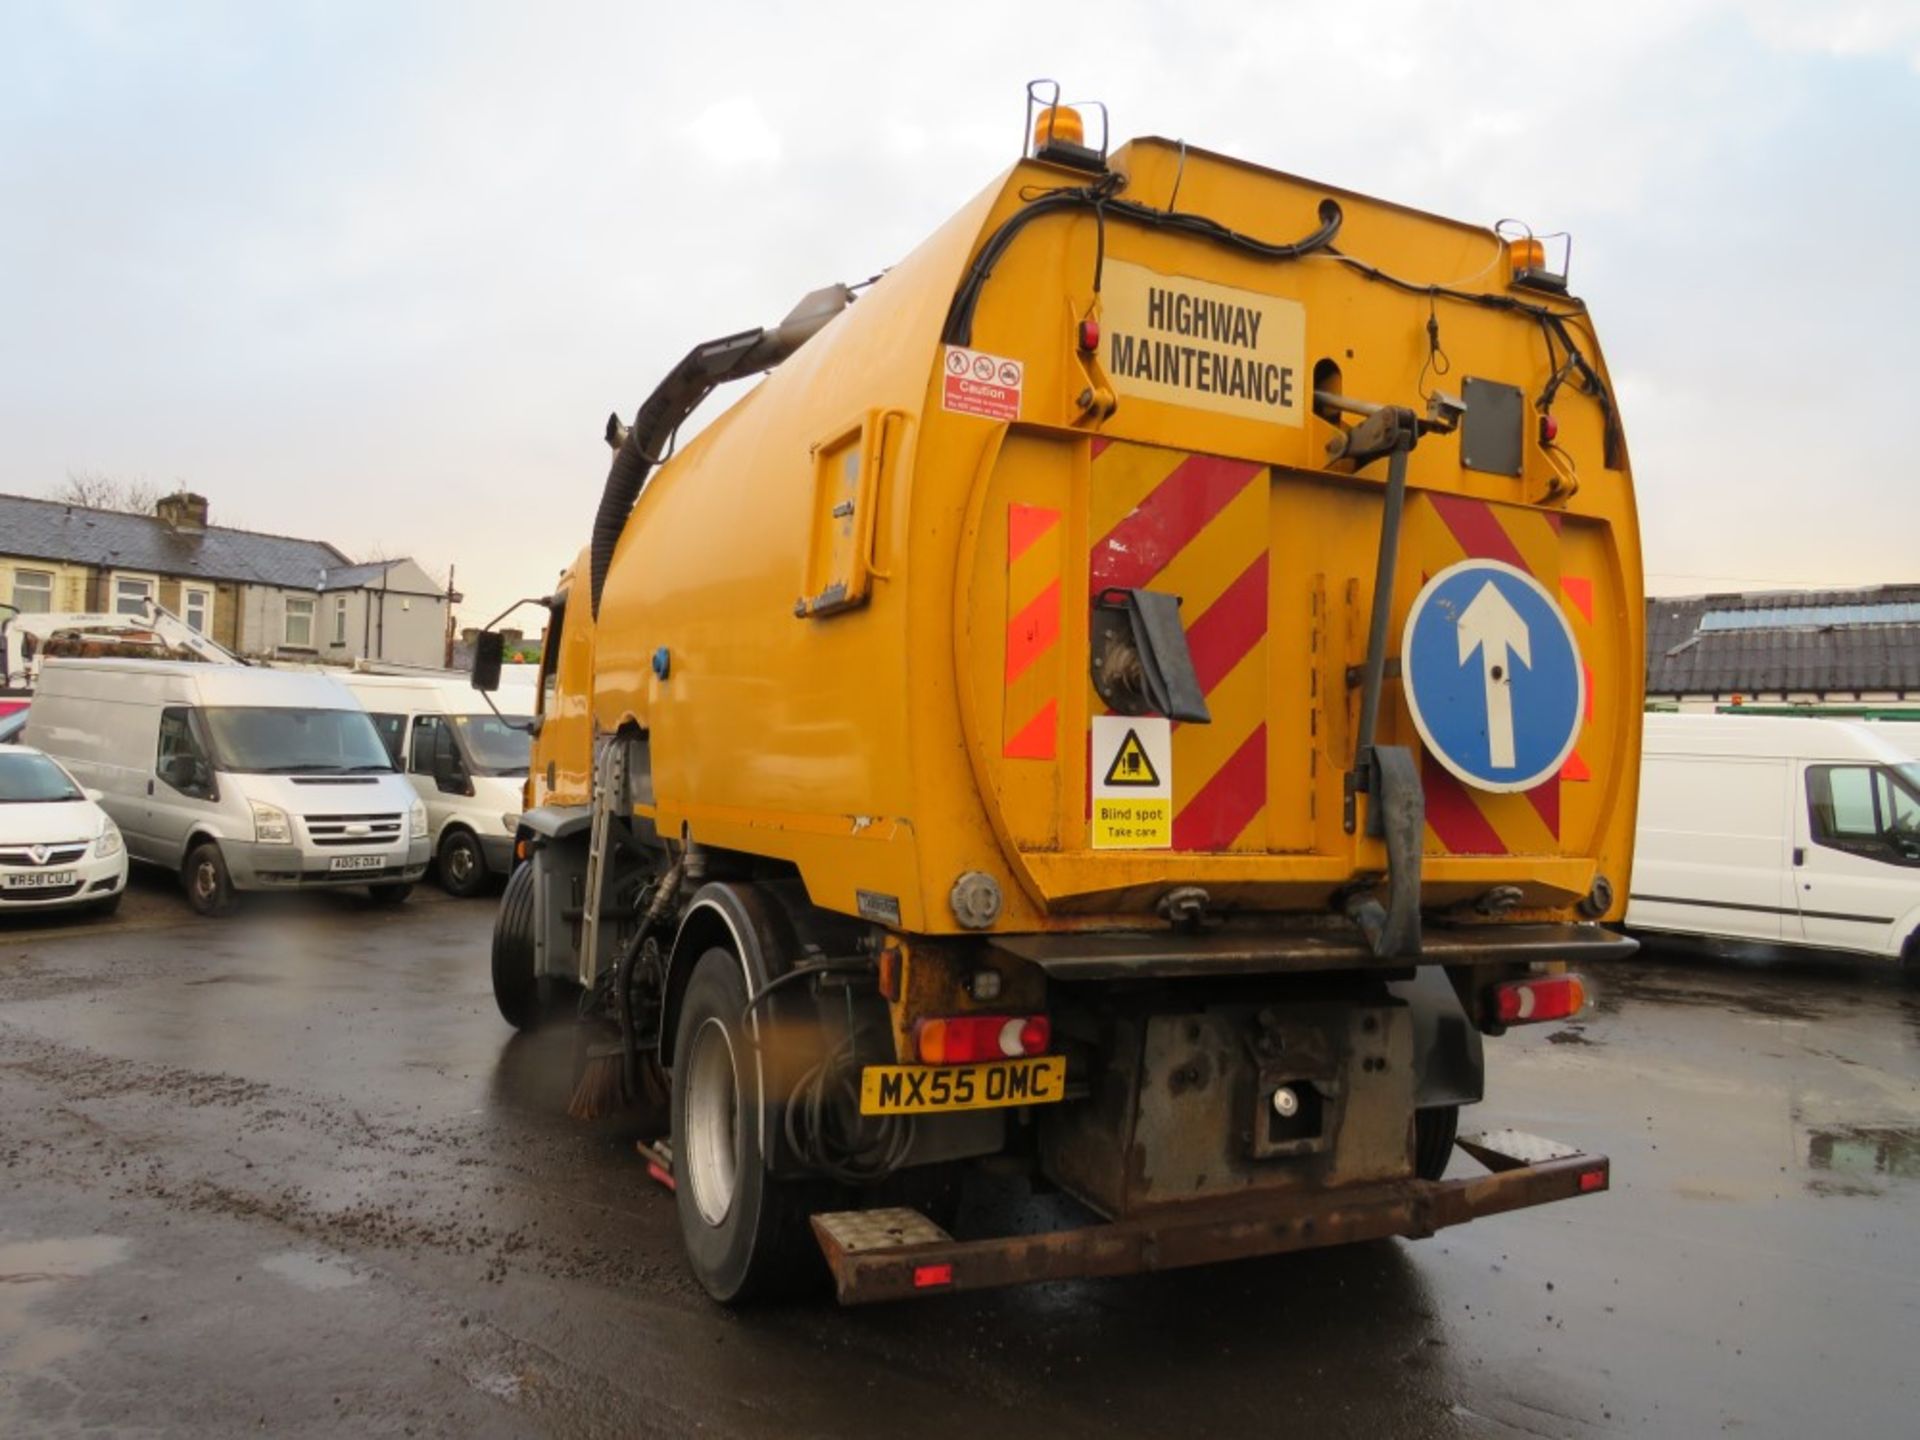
(182, 585, 212, 635)
(113, 574, 156, 616)
(10, 570, 54, 614)
(333, 596, 348, 646)
(284, 596, 316, 648)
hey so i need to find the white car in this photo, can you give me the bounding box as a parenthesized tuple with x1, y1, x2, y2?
(0, 745, 128, 917)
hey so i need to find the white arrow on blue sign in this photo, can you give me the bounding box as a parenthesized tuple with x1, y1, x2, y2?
(1401, 558, 1585, 794)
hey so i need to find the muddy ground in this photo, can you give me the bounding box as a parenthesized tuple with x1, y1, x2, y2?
(2, 870, 1916, 1438)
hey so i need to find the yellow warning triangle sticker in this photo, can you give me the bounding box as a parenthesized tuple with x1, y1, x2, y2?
(1103, 728, 1161, 787)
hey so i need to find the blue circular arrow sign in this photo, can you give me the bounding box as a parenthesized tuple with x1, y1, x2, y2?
(1402, 559, 1584, 794)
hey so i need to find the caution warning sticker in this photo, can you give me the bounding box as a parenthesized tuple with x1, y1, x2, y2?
(942, 345, 1023, 422)
(1091, 715, 1172, 849)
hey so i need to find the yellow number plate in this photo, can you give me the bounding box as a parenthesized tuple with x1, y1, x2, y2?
(859, 1056, 1068, 1116)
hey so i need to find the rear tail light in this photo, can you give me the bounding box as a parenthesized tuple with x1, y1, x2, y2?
(913, 1262, 954, 1289)
(1490, 974, 1587, 1026)
(914, 1014, 1050, 1065)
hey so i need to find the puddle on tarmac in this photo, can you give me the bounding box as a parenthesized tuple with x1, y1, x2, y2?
(1804, 1126, 1920, 1181)
(0, 1235, 132, 1377)
(259, 1249, 366, 1292)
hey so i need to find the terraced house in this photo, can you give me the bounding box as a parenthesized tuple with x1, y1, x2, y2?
(0, 489, 454, 668)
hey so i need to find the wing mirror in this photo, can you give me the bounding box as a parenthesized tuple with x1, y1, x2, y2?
(470, 631, 505, 693)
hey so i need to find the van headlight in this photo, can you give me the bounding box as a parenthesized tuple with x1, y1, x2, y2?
(501, 812, 520, 833)
(250, 801, 293, 845)
(409, 799, 428, 839)
(94, 819, 123, 858)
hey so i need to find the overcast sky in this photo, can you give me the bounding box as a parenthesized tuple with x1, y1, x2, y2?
(3, 2, 1917, 626)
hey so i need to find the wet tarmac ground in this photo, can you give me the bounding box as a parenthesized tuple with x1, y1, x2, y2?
(2, 872, 1917, 1438)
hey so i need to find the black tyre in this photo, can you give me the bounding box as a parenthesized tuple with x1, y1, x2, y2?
(437, 827, 489, 898)
(182, 841, 236, 917)
(491, 861, 576, 1030)
(1414, 1104, 1460, 1182)
(90, 891, 123, 918)
(671, 945, 820, 1304)
(366, 882, 413, 906)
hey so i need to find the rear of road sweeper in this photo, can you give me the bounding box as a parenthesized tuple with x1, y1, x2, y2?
(479, 87, 1643, 1304)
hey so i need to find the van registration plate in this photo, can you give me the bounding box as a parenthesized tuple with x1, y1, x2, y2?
(328, 855, 386, 873)
(859, 1057, 1067, 1116)
(2, 870, 76, 890)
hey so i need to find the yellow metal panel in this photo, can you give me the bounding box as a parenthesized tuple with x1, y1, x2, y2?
(556, 133, 1641, 934)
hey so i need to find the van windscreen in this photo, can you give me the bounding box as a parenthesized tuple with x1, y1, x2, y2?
(201, 707, 395, 774)
(453, 714, 532, 775)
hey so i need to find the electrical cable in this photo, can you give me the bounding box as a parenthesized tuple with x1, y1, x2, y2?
(943, 173, 1343, 348)
(1319, 245, 1621, 466)
(782, 1035, 914, 1184)
(940, 170, 1619, 469)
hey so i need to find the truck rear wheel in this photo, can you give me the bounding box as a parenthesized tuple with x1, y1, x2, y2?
(492, 861, 575, 1030)
(1414, 1104, 1460, 1181)
(671, 946, 819, 1304)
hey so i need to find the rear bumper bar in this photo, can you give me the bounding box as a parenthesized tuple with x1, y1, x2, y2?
(811, 1130, 1608, 1305)
(992, 922, 1636, 982)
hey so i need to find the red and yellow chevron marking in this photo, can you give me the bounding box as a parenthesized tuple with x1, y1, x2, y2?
(1407, 493, 1575, 857)
(1087, 441, 1270, 851)
(1559, 574, 1596, 782)
(1004, 503, 1062, 759)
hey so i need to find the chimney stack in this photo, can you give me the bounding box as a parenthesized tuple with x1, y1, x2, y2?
(155, 490, 209, 534)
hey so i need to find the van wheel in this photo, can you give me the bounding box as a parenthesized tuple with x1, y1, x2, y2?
(1414, 1104, 1460, 1181)
(672, 946, 822, 1304)
(492, 861, 576, 1030)
(182, 841, 236, 917)
(366, 883, 413, 907)
(437, 827, 488, 898)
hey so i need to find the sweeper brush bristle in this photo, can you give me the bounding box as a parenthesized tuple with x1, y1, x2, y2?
(566, 1053, 626, 1121)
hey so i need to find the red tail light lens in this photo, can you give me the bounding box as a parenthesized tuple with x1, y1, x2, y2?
(1491, 974, 1587, 1026)
(914, 1014, 1051, 1065)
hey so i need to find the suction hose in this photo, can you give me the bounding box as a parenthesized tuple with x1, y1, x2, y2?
(588, 284, 854, 616)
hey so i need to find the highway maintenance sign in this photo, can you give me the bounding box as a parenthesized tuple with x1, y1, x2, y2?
(1091, 715, 1171, 848)
(1402, 559, 1584, 794)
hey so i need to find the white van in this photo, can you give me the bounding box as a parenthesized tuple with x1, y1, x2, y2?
(338, 670, 534, 896)
(28, 659, 429, 915)
(1628, 713, 1920, 965)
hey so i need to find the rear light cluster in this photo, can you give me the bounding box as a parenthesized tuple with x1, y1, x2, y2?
(914, 1014, 1049, 1065)
(1490, 974, 1587, 1026)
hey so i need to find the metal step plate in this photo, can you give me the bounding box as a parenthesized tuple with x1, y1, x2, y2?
(812, 1207, 952, 1255)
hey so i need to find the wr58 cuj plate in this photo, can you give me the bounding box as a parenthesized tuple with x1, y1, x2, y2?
(2, 870, 76, 889)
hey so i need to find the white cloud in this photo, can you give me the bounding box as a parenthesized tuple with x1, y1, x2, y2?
(1, 0, 1915, 624)
(682, 95, 784, 168)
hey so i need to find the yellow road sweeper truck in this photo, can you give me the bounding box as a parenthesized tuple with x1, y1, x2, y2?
(475, 86, 1643, 1304)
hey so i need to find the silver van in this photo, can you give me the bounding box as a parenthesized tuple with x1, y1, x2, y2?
(28, 659, 430, 914)
(339, 671, 534, 897)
